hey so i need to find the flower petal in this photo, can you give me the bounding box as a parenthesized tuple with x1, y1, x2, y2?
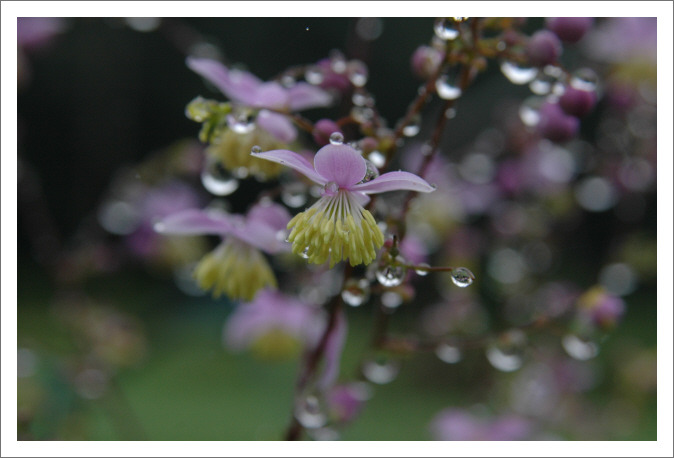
(314, 144, 367, 188)
(251, 149, 326, 185)
(246, 202, 292, 232)
(287, 83, 333, 111)
(186, 57, 261, 105)
(351, 171, 435, 194)
(256, 110, 297, 143)
(153, 208, 236, 235)
(251, 82, 290, 110)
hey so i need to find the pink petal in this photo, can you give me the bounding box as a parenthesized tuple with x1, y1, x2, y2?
(251, 82, 290, 110)
(246, 202, 292, 232)
(287, 83, 333, 111)
(186, 57, 260, 105)
(251, 149, 326, 185)
(153, 208, 236, 235)
(351, 171, 435, 194)
(314, 144, 367, 188)
(256, 110, 297, 143)
(232, 222, 290, 254)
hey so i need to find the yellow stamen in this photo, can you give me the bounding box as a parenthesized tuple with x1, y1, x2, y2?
(207, 127, 285, 180)
(194, 238, 277, 301)
(286, 190, 384, 267)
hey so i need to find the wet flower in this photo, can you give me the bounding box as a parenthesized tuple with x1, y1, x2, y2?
(430, 408, 533, 441)
(537, 101, 579, 143)
(186, 57, 333, 177)
(252, 143, 435, 267)
(546, 17, 594, 43)
(224, 289, 325, 360)
(155, 202, 291, 300)
(526, 30, 562, 67)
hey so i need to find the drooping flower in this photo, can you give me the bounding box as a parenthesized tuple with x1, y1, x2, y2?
(155, 201, 291, 301)
(224, 289, 325, 360)
(186, 57, 333, 178)
(252, 142, 435, 267)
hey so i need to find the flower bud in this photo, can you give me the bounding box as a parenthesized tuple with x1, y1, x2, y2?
(537, 102, 579, 142)
(411, 45, 443, 80)
(559, 86, 597, 117)
(546, 17, 594, 43)
(526, 30, 562, 67)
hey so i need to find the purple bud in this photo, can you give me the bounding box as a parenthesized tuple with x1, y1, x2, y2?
(559, 86, 597, 117)
(546, 17, 594, 43)
(411, 45, 443, 79)
(526, 30, 563, 67)
(313, 119, 342, 146)
(537, 102, 579, 142)
(589, 293, 626, 330)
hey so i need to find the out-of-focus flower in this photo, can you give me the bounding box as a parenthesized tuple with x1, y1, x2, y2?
(223, 289, 325, 360)
(326, 382, 371, 424)
(526, 30, 562, 67)
(430, 408, 533, 441)
(411, 45, 444, 80)
(313, 119, 343, 146)
(253, 143, 434, 267)
(17, 17, 66, 86)
(558, 85, 597, 118)
(537, 101, 579, 143)
(186, 57, 333, 178)
(577, 286, 626, 330)
(546, 18, 594, 43)
(155, 202, 291, 300)
(309, 52, 369, 93)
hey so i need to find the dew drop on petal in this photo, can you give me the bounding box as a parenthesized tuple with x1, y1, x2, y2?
(500, 61, 538, 85)
(329, 132, 344, 145)
(251, 145, 262, 154)
(362, 357, 400, 384)
(359, 160, 380, 183)
(434, 18, 460, 41)
(450, 267, 474, 287)
(201, 159, 239, 196)
(435, 343, 462, 364)
(562, 334, 599, 360)
(294, 394, 328, 429)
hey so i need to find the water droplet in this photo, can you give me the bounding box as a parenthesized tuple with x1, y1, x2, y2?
(330, 52, 347, 74)
(281, 74, 296, 88)
(486, 329, 527, 372)
(562, 334, 599, 360)
(529, 71, 557, 95)
(415, 263, 431, 276)
(341, 278, 371, 307)
(434, 18, 460, 41)
(351, 106, 375, 123)
(227, 108, 256, 134)
(281, 182, 308, 208)
(500, 61, 538, 85)
(376, 260, 407, 287)
(294, 394, 328, 429)
(251, 145, 262, 154)
(305, 65, 324, 85)
(329, 132, 344, 145)
(201, 158, 239, 196)
(381, 291, 403, 309)
(435, 74, 462, 100)
(570, 68, 598, 91)
(519, 96, 543, 126)
(348, 61, 369, 87)
(402, 114, 422, 137)
(435, 343, 462, 363)
(368, 150, 386, 168)
(300, 247, 310, 259)
(233, 166, 249, 179)
(324, 181, 339, 194)
(359, 160, 380, 183)
(450, 267, 474, 287)
(444, 107, 457, 119)
(362, 357, 400, 384)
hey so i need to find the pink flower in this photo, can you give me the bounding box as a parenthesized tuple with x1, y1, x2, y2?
(430, 408, 532, 441)
(155, 202, 291, 300)
(187, 57, 333, 144)
(252, 143, 435, 267)
(224, 289, 325, 360)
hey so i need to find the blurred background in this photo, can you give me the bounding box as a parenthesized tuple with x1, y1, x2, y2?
(16, 17, 658, 441)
